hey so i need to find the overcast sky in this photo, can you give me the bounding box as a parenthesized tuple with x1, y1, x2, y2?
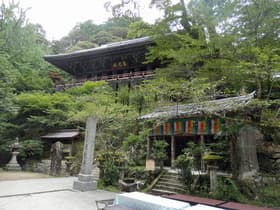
(7, 0, 164, 41)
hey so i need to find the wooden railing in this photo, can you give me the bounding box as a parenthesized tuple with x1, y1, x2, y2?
(55, 71, 154, 91)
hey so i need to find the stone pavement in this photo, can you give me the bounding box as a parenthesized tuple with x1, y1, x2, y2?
(0, 177, 117, 210)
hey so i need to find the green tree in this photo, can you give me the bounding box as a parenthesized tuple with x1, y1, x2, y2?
(0, 1, 51, 147)
(15, 92, 76, 139)
(151, 140, 168, 168)
(122, 131, 147, 166)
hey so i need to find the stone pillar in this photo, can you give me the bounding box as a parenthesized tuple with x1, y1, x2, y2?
(73, 117, 97, 191)
(208, 165, 218, 192)
(171, 135, 176, 168)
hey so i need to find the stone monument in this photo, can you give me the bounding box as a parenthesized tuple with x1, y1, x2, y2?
(238, 125, 259, 180)
(5, 137, 22, 171)
(50, 141, 64, 176)
(73, 117, 97, 191)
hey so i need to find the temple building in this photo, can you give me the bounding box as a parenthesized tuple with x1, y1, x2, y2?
(44, 37, 260, 175)
(44, 37, 162, 90)
(140, 92, 255, 168)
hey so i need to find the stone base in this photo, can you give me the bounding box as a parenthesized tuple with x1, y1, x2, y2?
(73, 180, 97, 191)
(5, 163, 22, 171)
(239, 170, 258, 180)
(73, 173, 97, 191)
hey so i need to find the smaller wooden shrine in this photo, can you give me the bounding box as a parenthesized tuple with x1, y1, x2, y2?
(140, 92, 255, 167)
(41, 129, 80, 156)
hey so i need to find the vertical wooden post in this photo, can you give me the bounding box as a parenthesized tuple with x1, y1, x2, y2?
(147, 136, 151, 159)
(231, 138, 238, 180)
(200, 135, 205, 172)
(171, 135, 176, 168)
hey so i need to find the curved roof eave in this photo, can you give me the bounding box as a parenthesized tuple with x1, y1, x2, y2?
(139, 92, 256, 120)
(44, 37, 152, 62)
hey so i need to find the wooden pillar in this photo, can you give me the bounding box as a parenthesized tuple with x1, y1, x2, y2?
(200, 135, 206, 172)
(171, 135, 176, 168)
(146, 136, 152, 159)
(231, 138, 238, 180)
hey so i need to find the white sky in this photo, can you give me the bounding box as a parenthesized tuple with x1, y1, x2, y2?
(4, 0, 164, 41)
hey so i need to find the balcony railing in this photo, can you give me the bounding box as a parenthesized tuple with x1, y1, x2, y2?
(55, 71, 154, 91)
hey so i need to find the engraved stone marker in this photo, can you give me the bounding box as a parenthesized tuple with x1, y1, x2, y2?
(238, 125, 259, 180)
(73, 117, 97, 191)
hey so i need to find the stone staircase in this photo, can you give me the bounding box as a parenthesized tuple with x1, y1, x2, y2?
(151, 171, 186, 195)
(92, 164, 100, 181)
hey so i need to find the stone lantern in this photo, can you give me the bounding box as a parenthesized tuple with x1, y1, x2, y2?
(5, 137, 22, 171)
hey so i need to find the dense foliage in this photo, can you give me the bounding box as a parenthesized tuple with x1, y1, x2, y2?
(0, 1, 279, 207)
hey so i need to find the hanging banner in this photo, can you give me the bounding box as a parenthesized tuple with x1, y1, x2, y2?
(150, 118, 224, 136)
(185, 120, 193, 134)
(163, 122, 170, 135)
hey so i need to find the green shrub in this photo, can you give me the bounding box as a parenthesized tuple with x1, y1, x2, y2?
(122, 132, 147, 166)
(124, 166, 146, 180)
(151, 140, 168, 168)
(97, 151, 124, 186)
(213, 177, 246, 202)
(71, 141, 84, 174)
(174, 152, 193, 188)
(103, 159, 119, 186)
(18, 139, 43, 163)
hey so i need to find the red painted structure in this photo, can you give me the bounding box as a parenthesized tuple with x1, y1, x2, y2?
(163, 194, 275, 210)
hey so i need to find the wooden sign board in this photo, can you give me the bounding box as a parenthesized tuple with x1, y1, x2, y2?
(145, 159, 155, 171)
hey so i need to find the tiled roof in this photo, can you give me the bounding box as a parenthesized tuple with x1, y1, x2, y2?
(44, 37, 151, 61)
(41, 129, 80, 139)
(140, 92, 255, 119)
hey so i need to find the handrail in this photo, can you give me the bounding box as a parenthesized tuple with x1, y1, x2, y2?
(55, 71, 154, 90)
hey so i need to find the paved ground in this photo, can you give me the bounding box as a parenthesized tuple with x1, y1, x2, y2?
(0, 176, 117, 210)
(0, 171, 53, 181)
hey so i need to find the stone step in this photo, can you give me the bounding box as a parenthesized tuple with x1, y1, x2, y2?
(159, 177, 182, 183)
(157, 181, 184, 189)
(155, 184, 186, 194)
(151, 188, 177, 195)
(161, 174, 181, 179)
(92, 165, 100, 180)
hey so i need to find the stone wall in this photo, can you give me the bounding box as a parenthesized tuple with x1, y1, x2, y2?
(22, 159, 69, 176)
(257, 142, 280, 175)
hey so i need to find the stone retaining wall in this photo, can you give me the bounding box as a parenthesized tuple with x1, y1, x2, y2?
(23, 159, 69, 176)
(257, 142, 280, 175)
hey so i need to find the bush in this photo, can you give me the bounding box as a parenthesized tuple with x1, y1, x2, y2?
(0, 141, 12, 166)
(71, 141, 84, 175)
(174, 152, 193, 187)
(97, 151, 124, 186)
(124, 166, 146, 180)
(122, 132, 147, 166)
(103, 159, 119, 186)
(213, 177, 246, 202)
(151, 140, 168, 168)
(18, 139, 43, 164)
